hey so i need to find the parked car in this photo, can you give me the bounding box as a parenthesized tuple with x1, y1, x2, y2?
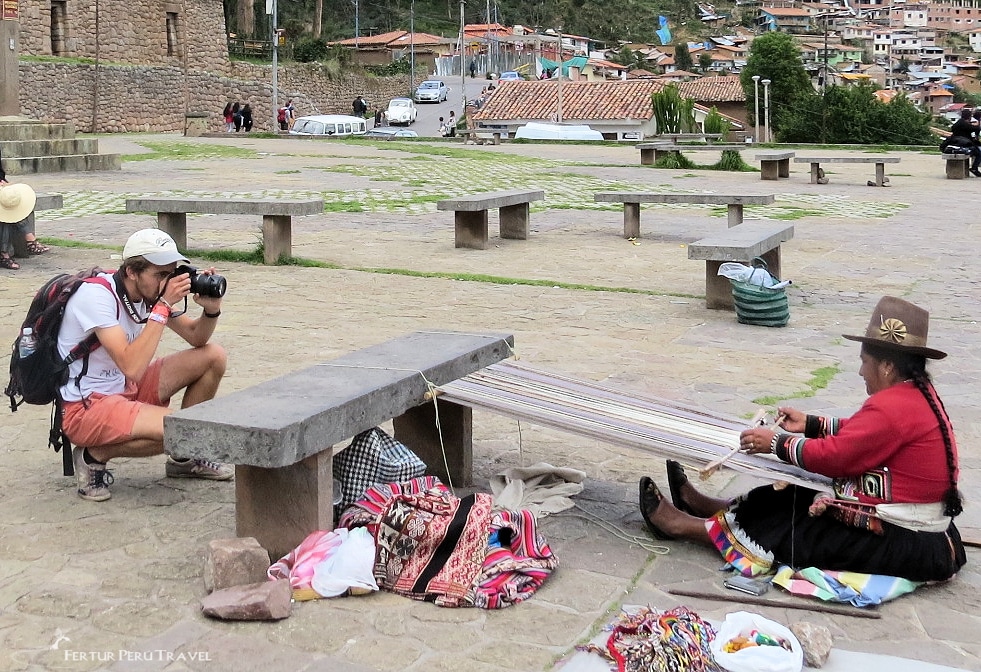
(414, 80, 449, 103)
(364, 127, 419, 140)
(386, 98, 417, 125)
(499, 71, 522, 81)
(289, 115, 367, 137)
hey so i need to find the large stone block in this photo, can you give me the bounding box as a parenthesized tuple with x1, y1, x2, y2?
(201, 579, 292, 621)
(203, 537, 271, 593)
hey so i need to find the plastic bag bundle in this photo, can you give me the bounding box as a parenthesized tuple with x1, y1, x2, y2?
(710, 611, 803, 672)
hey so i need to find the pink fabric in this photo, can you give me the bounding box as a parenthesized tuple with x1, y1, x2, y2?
(267, 529, 345, 591)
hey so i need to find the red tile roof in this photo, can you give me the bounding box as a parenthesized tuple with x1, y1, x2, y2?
(679, 76, 746, 103)
(333, 30, 444, 47)
(472, 80, 666, 122)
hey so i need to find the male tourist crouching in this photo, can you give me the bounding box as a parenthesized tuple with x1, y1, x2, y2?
(58, 229, 233, 501)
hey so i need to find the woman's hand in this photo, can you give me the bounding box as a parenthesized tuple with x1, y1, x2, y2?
(776, 406, 806, 433)
(739, 428, 776, 455)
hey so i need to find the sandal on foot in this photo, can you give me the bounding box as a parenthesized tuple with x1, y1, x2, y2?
(0, 254, 19, 270)
(666, 460, 696, 516)
(639, 476, 674, 540)
(26, 239, 50, 255)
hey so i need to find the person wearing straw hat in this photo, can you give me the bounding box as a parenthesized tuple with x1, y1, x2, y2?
(0, 155, 51, 268)
(639, 297, 966, 584)
(0, 183, 39, 270)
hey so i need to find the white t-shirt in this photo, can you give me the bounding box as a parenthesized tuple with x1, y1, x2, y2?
(57, 272, 148, 402)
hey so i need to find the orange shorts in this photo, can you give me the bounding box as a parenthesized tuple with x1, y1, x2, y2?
(62, 358, 168, 447)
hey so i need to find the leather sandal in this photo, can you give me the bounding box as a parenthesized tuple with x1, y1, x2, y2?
(26, 239, 50, 255)
(666, 460, 697, 516)
(0, 253, 20, 270)
(639, 476, 674, 540)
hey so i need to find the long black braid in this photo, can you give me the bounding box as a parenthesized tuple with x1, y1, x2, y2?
(865, 343, 963, 517)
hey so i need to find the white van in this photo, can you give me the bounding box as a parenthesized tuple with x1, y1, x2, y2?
(289, 115, 368, 137)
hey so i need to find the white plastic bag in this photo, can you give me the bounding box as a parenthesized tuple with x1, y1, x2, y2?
(710, 611, 803, 672)
(311, 527, 379, 598)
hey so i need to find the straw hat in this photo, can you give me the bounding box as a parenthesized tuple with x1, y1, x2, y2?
(842, 296, 947, 360)
(0, 184, 37, 223)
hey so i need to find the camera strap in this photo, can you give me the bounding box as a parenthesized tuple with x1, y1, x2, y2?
(112, 271, 148, 325)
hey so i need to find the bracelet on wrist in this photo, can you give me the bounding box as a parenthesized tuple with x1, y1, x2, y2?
(769, 433, 781, 454)
(148, 310, 168, 325)
(203, 309, 221, 319)
(157, 297, 173, 310)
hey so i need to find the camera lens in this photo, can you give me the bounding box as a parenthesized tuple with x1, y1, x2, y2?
(192, 274, 227, 298)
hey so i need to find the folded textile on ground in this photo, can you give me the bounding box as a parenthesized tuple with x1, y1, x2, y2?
(488, 461, 586, 517)
(773, 565, 921, 607)
(339, 476, 558, 608)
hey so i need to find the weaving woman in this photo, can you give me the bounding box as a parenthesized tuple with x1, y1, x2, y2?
(640, 296, 967, 582)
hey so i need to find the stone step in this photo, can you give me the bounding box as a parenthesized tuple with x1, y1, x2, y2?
(0, 138, 101, 157)
(0, 119, 75, 141)
(3, 153, 122, 175)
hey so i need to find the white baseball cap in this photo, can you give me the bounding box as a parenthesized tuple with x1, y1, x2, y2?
(122, 229, 190, 265)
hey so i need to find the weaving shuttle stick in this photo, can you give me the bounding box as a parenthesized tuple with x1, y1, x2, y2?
(699, 409, 771, 479)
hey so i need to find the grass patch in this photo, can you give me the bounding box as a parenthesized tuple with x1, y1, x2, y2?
(770, 208, 825, 220)
(353, 142, 542, 163)
(752, 365, 840, 406)
(321, 200, 365, 213)
(122, 142, 259, 162)
(275, 170, 302, 174)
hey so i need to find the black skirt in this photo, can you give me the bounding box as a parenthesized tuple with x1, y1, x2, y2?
(710, 484, 966, 582)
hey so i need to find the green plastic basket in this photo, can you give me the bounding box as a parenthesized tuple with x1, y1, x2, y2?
(729, 259, 789, 328)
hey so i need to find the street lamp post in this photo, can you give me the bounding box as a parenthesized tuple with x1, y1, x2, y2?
(409, 0, 415, 95)
(752, 75, 760, 143)
(762, 78, 771, 144)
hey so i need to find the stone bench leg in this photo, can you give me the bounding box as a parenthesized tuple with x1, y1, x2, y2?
(492, 132, 502, 145)
(393, 399, 473, 487)
(778, 157, 790, 178)
(946, 159, 968, 179)
(158, 212, 188, 250)
(235, 451, 334, 561)
(499, 203, 529, 240)
(760, 160, 780, 181)
(874, 162, 886, 187)
(455, 210, 489, 249)
(640, 148, 655, 165)
(623, 202, 640, 239)
(263, 214, 292, 264)
(726, 204, 744, 228)
(808, 162, 822, 184)
(704, 261, 734, 310)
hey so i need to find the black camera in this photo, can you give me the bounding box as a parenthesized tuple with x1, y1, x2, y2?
(174, 265, 227, 298)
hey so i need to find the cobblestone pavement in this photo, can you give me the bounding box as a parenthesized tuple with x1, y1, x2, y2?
(0, 135, 978, 671)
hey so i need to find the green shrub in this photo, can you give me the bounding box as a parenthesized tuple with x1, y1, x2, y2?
(293, 37, 329, 63)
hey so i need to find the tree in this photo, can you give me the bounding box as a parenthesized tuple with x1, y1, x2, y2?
(698, 52, 712, 73)
(741, 32, 815, 136)
(675, 42, 693, 72)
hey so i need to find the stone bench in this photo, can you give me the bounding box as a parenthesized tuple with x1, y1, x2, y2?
(436, 189, 545, 249)
(941, 153, 971, 179)
(593, 192, 775, 239)
(458, 129, 503, 145)
(652, 133, 724, 144)
(755, 151, 796, 181)
(687, 222, 795, 310)
(125, 197, 324, 264)
(11, 192, 62, 258)
(164, 330, 514, 559)
(637, 143, 746, 165)
(794, 156, 900, 187)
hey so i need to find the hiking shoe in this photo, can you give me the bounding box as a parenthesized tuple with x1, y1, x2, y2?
(73, 447, 113, 502)
(165, 457, 234, 481)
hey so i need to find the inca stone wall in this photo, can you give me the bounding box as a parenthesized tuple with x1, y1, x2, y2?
(17, 0, 230, 72)
(18, 61, 412, 133)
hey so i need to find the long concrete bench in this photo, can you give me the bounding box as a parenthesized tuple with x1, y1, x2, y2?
(794, 156, 900, 187)
(755, 151, 796, 180)
(11, 192, 63, 257)
(687, 221, 795, 310)
(458, 129, 504, 145)
(125, 197, 324, 264)
(436, 189, 545, 249)
(637, 143, 746, 165)
(163, 330, 514, 559)
(593, 192, 775, 239)
(941, 153, 971, 179)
